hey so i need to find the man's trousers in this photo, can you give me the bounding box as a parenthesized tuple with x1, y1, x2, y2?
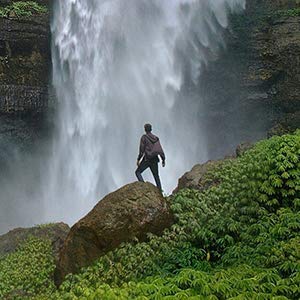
(135, 158, 162, 192)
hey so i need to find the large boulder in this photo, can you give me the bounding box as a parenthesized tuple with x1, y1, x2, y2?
(0, 222, 70, 262)
(55, 182, 173, 285)
(174, 160, 224, 194)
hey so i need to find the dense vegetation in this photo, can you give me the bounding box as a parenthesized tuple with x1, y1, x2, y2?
(0, 131, 299, 299)
(0, 1, 47, 18)
(0, 237, 56, 299)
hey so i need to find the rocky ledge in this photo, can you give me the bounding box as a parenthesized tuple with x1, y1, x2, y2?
(0, 222, 70, 263)
(55, 182, 174, 286)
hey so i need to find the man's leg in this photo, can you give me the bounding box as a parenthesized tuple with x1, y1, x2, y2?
(149, 161, 162, 192)
(135, 160, 149, 182)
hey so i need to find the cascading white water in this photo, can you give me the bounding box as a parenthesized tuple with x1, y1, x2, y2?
(46, 0, 246, 224)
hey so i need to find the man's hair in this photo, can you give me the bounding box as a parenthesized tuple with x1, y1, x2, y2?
(144, 123, 152, 133)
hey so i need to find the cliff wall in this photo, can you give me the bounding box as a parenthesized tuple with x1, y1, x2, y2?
(0, 0, 50, 113)
(0, 0, 52, 170)
(198, 0, 300, 158)
(245, 0, 300, 128)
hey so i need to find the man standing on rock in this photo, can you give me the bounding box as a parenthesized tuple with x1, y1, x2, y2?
(136, 124, 166, 192)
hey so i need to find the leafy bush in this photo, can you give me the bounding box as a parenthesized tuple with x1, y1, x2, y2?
(66, 265, 298, 300)
(0, 237, 56, 299)
(1, 131, 299, 299)
(0, 1, 47, 18)
(51, 130, 300, 299)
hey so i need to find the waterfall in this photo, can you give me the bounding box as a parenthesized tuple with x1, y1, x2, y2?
(42, 0, 246, 224)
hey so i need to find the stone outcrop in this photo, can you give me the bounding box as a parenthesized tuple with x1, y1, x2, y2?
(174, 160, 223, 194)
(175, 140, 256, 193)
(55, 182, 173, 286)
(0, 2, 51, 113)
(0, 222, 70, 262)
(236, 142, 253, 157)
(198, 0, 300, 158)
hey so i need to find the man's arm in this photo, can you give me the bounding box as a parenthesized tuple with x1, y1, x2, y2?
(137, 136, 146, 165)
(160, 145, 166, 167)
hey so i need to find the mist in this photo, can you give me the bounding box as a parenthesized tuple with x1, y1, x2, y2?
(0, 0, 248, 234)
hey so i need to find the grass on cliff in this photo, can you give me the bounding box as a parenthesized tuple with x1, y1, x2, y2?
(0, 130, 299, 299)
(0, 1, 47, 18)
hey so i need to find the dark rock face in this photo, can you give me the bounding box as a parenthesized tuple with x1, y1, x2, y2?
(245, 6, 300, 132)
(0, 112, 50, 162)
(0, 12, 51, 113)
(55, 182, 174, 286)
(0, 222, 70, 262)
(198, 0, 300, 158)
(250, 0, 297, 9)
(174, 160, 223, 193)
(0, 85, 49, 112)
(0, 0, 11, 5)
(0, 2, 52, 180)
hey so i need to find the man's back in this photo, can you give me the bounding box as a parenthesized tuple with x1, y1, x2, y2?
(139, 133, 165, 162)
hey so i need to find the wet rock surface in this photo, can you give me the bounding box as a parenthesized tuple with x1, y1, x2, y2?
(0, 11, 51, 113)
(198, 0, 300, 158)
(55, 182, 173, 286)
(0, 1, 52, 175)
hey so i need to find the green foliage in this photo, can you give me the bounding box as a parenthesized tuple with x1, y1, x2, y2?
(275, 8, 300, 18)
(73, 265, 298, 300)
(194, 131, 300, 260)
(0, 236, 56, 299)
(0, 1, 47, 18)
(49, 130, 300, 299)
(1, 131, 300, 299)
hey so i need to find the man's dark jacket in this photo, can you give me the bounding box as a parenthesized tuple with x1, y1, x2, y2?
(137, 133, 165, 162)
